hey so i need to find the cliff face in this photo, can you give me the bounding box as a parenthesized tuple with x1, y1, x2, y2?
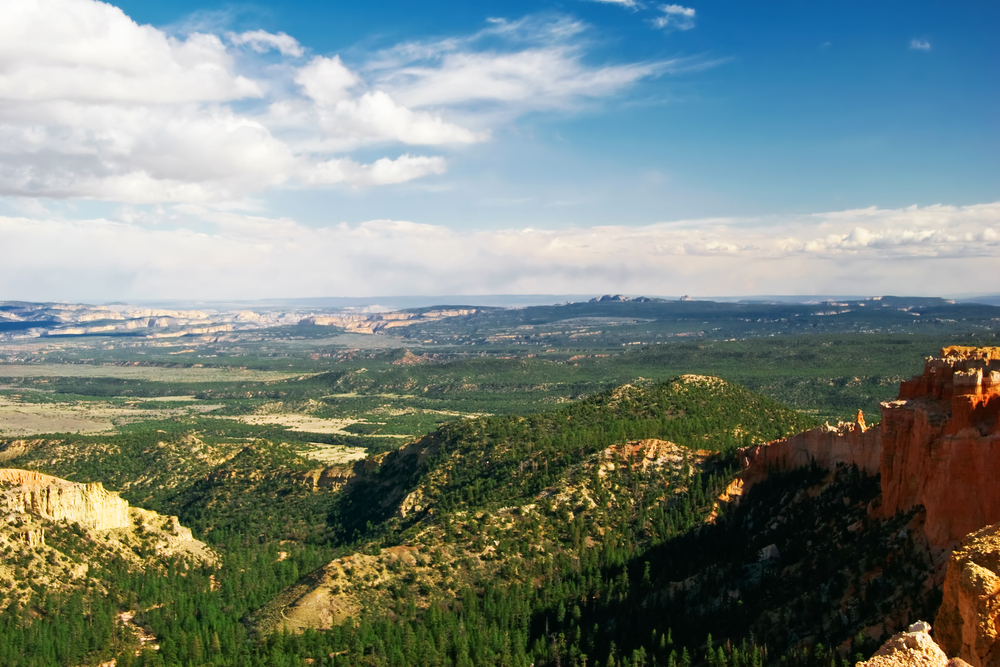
(725, 346, 1000, 552)
(0, 468, 131, 531)
(732, 412, 879, 492)
(935, 522, 1000, 667)
(878, 347, 1000, 549)
(0, 468, 215, 607)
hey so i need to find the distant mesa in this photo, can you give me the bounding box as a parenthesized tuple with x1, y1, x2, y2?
(0, 299, 480, 340)
(587, 294, 658, 303)
(299, 308, 479, 334)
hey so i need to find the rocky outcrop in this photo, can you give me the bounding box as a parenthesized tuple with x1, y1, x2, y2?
(0, 468, 215, 606)
(877, 347, 1000, 549)
(934, 522, 1000, 667)
(732, 411, 879, 492)
(0, 468, 132, 531)
(858, 623, 952, 667)
(294, 465, 356, 492)
(0, 468, 212, 560)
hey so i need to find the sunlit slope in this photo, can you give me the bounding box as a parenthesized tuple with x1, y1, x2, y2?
(263, 376, 815, 637)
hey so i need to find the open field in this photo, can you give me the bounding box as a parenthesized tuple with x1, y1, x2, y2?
(0, 364, 311, 382)
(220, 414, 413, 438)
(302, 443, 369, 464)
(0, 395, 223, 436)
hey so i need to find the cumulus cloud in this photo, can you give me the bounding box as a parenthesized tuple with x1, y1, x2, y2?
(0, 1, 260, 103)
(292, 58, 487, 149)
(910, 39, 931, 50)
(653, 5, 696, 30)
(0, 2, 672, 203)
(3, 201, 997, 301)
(229, 29, 305, 57)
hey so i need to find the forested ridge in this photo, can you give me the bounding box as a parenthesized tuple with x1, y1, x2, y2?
(0, 375, 925, 667)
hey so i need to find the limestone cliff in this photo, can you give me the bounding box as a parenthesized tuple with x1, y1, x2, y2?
(934, 522, 1000, 667)
(0, 468, 132, 531)
(301, 308, 479, 334)
(878, 347, 1000, 549)
(294, 465, 356, 492)
(0, 468, 214, 605)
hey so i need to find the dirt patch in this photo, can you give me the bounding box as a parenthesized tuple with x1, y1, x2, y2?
(219, 414, 411, 438)
(303, 443, 368, 464)
(0, 396, 222, 436)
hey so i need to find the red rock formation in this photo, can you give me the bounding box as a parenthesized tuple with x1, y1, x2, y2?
(878, 347, 1000, 549)
(724, 413, 879, 499)
(934, 522, 1000, 667)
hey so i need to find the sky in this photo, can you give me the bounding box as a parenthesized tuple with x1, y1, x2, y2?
(1, 0, 997, 302)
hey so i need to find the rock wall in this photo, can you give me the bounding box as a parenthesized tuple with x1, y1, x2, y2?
(295, 465, 356, 492)
(725, 346, 1000, 552)
(0, 468, 132, 531)
(877, 347, 1000, 549)
(734, 412, 879, 490)
(935, 522, 1000, 667)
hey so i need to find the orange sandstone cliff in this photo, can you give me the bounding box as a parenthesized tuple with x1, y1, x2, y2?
(734, 411, 879, 492)
(878, 347, 1000, 549)
(729, 346, 1000, 552)
(935, 522, 1000, 667)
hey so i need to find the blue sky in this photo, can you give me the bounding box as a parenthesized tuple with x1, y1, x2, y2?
(0, 0, 996, 300)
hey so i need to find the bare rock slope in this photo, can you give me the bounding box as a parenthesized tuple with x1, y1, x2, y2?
(0, 468, 214, 605)
(935, 522, 1000, 667)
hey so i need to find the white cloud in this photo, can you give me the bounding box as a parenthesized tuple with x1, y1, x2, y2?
(0, 2, 260, 103)
(381, 49, 668, 111)
(294, 56, 361, 105)
(365, 16, 683, 116)
(910, 39, 931, 51)
(293, 58, 486, 148)
(3, 201, 997, 301)
(653, 5, 696, 31)
(305, 154, 448, 187)
(0, 3, 668, 203)
(229, 30, 305, 57)
(585, 0, 641, 8)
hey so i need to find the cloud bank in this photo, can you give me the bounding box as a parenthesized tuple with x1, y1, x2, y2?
(3, 202, 996, 301)
(0, 0, 671, 204)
